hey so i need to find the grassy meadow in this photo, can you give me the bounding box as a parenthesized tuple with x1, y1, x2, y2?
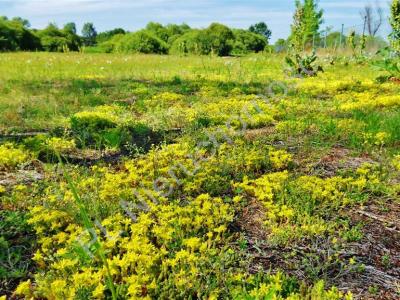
(0, 52, 399, 299)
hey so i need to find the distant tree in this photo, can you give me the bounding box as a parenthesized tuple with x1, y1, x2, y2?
(249, 22, 272, 42)
(37, 23, 68, 51)
(11, 17, 30, 28)
(145, 22, 190, 44)
(63, 23, 81, 50)
(390, 0, 400, 52)
(274, 38, 288, 52)
(232, 29, 267, 54)
(360, 3, 383, 36)
(206, 23, 234, 56)
(96, 28, 126, 43)
(165, 23, 191, 43)
(170, 23, 234, 56)
(0, 17, 39, 51)
(63, 22, 77, 34)
(115, 30, 168, 54)
(37, 23, 80, 51)
(146, 22, 169, 42)
(82, 22, 97, 46)
(289, 0, 323, 51)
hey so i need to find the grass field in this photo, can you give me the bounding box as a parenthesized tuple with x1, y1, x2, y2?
(0, 52, 399, 299)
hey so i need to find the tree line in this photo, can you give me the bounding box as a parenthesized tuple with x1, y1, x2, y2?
(0, 17, 272, 55)
(1, 0, 399, 55)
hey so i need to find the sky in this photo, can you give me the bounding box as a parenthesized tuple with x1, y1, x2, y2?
(0, 0, 392, 42)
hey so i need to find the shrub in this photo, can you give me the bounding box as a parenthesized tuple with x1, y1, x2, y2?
(96, 33, 125, 53)
(170, 23, 234, 56)
(115, 30, 168, 54)
(96, 28, 125, 44)
(70, 106, 160, 150)
(373, 47, 400, 81)
(285, 51, 323, 77)
(70, 107, 120, 148)
(0, 18, 40, 51)
(36, 23, 81, 52)
(231, 29, 267, 55)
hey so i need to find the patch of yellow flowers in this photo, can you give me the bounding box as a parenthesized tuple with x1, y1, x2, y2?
(13, 139, 355, 298)
(0, 143, 29, 171)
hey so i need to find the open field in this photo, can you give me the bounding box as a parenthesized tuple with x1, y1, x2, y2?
(1, 52, 400, 299)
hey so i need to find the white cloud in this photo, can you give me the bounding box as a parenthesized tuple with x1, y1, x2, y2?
(8, 0, 182, 16)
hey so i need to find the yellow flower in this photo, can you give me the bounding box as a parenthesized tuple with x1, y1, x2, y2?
(374, 132, 390, 146)
(269, 148, 293, 170)
(0, 143, 29, 170)
(15, 280, 31, 296)
(183, 237, 201, 251)
(92, 283, 105, 299)
(393, 155, 400, 171)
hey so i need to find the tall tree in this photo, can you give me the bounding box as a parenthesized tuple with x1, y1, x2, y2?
(249, 22, 272, 43)
(360, 3, 383, 36)
(64, 22, 77, 34)
(289, 0, 323, 51)
(82, 22, 97, 46)
(390, 0, 400, 52)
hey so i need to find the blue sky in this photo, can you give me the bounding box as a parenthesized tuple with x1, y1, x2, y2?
(0, 0, 391, 41)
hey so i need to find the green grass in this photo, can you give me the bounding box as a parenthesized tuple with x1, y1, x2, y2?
(1, 52, 399, 299)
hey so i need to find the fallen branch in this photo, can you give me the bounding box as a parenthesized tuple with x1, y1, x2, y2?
(357, 210, 400, 233)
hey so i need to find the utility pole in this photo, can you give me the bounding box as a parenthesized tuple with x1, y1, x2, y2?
(339, 24, 344, 47)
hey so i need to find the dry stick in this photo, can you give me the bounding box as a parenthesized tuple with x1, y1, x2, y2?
(356, 210, 400, 233)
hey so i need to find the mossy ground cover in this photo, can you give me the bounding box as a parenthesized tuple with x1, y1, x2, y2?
(0, 52, 399, 299)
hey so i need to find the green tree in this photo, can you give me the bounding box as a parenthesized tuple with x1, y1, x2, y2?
(37, 23, 80, 52)
(390, 0, 400, 52)
(63, 22, 77, 34)
(232, 29, 267, 54)
(11, 17, 30, 28)
(289, 0, 323, 51)
(249, 22, 272, 43)
(145, 22, 190, 45)
(0, 17, 39, 51)
(96, 28, 126, 43)
(165, 23, 190, 44)
(170, 23, 234, 56)
(205, 23, 234, 56)
(82, 22, 97, 46)
(115, 30, 168, 54)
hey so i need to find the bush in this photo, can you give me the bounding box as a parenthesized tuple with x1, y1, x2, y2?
(70, 106, 161, 150)
(144, 22, 191, 45)
(0, 19, 40, 51)
(170, 23, 234, 56)
(231, 29, 267, 55)
(96, 33, 125, 53)
(36, 23, 81, 52)
(96, 28, 126, 44)
(115, 30, 168, 54)
(70, 107, 120, 148)
(285, 51, 323, 77)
